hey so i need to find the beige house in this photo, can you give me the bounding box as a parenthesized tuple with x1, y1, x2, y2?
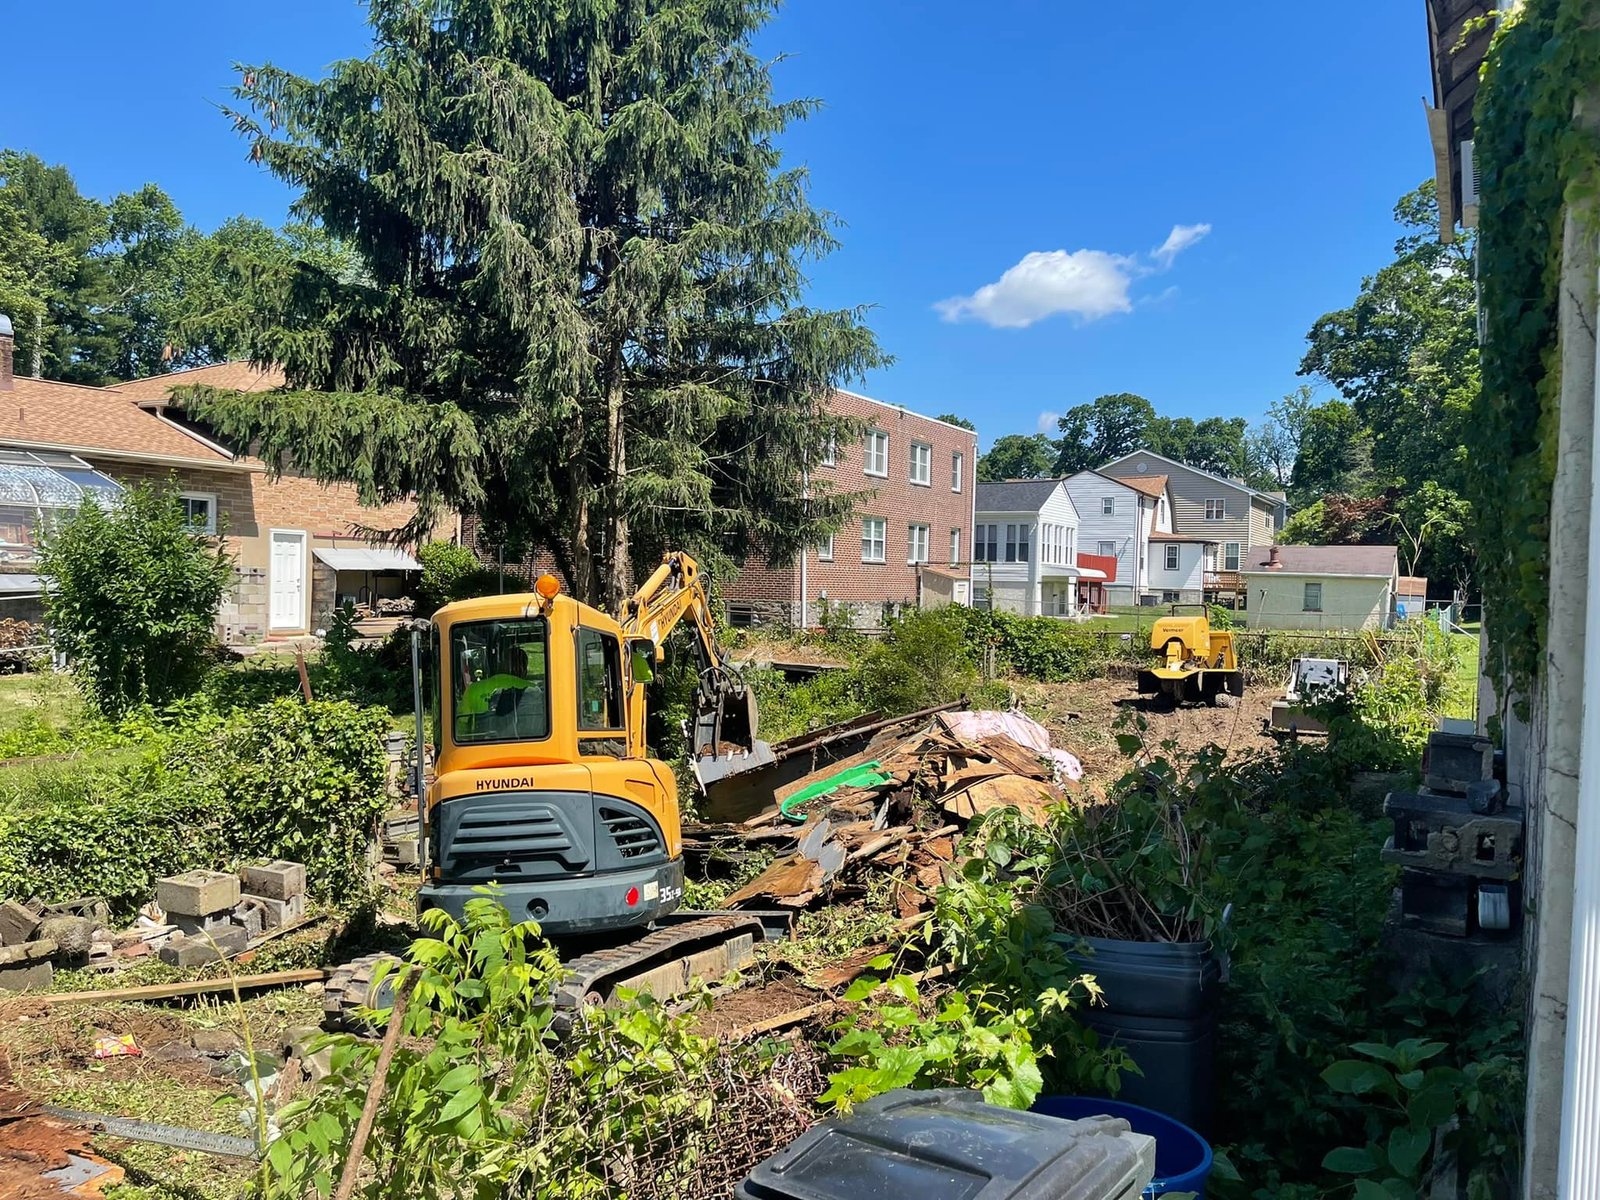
(0, 322, 444, 643)
(1240, 544, 1399, 631)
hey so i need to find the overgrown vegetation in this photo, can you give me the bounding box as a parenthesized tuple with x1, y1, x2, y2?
(39, 484, 234, 717)
(1472, 0, 1600, 703)
(0, 698, 390, 912)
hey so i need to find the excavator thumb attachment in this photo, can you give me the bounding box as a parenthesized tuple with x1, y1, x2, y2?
(691, 674, 775, 791)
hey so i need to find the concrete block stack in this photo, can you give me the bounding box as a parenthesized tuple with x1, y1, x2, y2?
(0, 898, 51, 991)
(1382, 729, 1521, 938)
(157, 862, 307, 967)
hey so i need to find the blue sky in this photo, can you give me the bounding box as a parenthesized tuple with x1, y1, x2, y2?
(0, 2, 1430, 447)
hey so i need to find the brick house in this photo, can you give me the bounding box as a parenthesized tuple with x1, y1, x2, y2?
(0, 320, 446, 643)
(722, 390, 978, 627)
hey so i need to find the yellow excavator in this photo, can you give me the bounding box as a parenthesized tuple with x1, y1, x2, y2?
(325, 552, 777, 1027)
(1136, 612, 1245, 708)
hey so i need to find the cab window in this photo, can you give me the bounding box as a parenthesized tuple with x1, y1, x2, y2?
(450, 617, 550, 744)
(576, 628, 623, 730)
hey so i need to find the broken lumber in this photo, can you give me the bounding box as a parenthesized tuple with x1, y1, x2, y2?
(30, 969, 327, 1007)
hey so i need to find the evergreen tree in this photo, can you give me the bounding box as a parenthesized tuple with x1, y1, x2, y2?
(188, 0, 882, 609)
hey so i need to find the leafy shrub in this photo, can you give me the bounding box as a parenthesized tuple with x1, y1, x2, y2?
(0, 758, 226, 913)
(265, 893, 821, 1200)
(857, 608, 977, 713)
(315, 604, 415, 712)
(944, 605, 1133, 682)
(0, 698, 390, 912)
(39, 484, 235, 717)
(415, 540, 501, 615)
(821, 973, 1057, 1111)
(195, 698, 392, 903)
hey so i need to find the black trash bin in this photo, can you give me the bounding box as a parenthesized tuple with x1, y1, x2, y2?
(1062, 934, 1222, 1132)
(737, 1087, 1156, 1200)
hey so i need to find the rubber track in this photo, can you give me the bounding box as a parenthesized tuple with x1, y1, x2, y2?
(550, 913, 765, 1035)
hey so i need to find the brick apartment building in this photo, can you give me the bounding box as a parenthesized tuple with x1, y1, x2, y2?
(723, 390, 978, 628)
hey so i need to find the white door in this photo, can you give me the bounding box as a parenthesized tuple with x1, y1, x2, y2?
(269, 530, 307, 630)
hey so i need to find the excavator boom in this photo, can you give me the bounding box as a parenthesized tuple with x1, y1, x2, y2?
(622, 553, 775, 790)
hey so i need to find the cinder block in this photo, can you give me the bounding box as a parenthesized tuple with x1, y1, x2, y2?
(232, 900, 265, 941)
(157, 871, 241, 917)
(242, 891, 304, 930)
(0, 900, 41, 946)
(158, 925, 248, 967)
(1423, 731, 1494, 795)
(0, 960, 53, 992)
(239, 861, 306, 901)
(171, 911, 235, 938)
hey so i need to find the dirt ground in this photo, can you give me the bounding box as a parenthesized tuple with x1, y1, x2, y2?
(1015, 673, 1283, 785)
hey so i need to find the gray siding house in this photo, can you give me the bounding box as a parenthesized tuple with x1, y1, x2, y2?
(1099, 449, 1287, 576)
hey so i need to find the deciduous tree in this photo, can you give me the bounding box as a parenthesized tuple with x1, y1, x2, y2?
(1053, 393, 1156, 474)
(189, 0, 881, 610)
(979, 433, 1057, 481)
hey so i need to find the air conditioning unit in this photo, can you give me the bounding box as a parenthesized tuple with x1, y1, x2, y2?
(1460, 139, 1481, 226)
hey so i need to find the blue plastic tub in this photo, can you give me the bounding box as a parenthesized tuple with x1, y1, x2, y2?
(1031, 1096, 1213, 1198)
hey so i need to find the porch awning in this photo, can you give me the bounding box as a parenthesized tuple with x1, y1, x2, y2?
(1076, 567, 1107, 581)
(0, 573, 44, 597)
(312, 547, 421, 572)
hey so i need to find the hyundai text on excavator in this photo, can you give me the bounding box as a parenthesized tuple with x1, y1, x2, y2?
(324, 552, 778, 1028)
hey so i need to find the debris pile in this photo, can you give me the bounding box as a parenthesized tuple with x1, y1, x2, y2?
(686, 709, 1081, 917)
(0, 861, 309, 993)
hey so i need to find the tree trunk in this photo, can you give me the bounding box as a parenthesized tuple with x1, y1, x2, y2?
(567, 403, 597, 606)
(601, 339, 631, 614)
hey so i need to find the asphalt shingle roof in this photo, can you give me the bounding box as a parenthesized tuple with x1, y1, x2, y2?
(1117, 474, 1168, 499)
(0, 375, 233, 464)
(975, 478, 1064, 512)
(115, 361, 285, 403)
(1244, 544, 1399, 577)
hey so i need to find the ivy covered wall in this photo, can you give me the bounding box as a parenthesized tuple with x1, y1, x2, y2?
(1472, 0, 1600, 704)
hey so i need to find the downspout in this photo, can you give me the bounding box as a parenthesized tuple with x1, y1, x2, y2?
(1556, 223, 1600, 1200)
(799, 466, 809, 630)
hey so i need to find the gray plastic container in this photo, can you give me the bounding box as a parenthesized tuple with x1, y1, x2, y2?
(737, 1087, 1156, 1200)
(1063, 935, 1222, 1132)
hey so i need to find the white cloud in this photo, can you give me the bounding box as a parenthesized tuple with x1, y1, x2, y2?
(935, 250, 1136, 329)
(1036, 410, 1061, 434)
(1152, 222, 1211, 267)
(937, 222, 1211, 330)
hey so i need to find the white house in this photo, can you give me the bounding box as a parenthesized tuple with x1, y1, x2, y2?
(1063, 470, 1195, 606)
(970, 479, 1082, 616)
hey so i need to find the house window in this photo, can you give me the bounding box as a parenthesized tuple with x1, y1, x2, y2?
(909, 442, 932, 486)
(1224, 542, 1241, 571)
(821, 432, 837, 467)
(975, 524, 999, 562)
(864, 430, 889, 477)
(1005, 523, 1030, 563)
(179, 492, 217, 534)
(861, 517, 886, 563)
(1165, 544, 1179, 571)
(817, 534, 834, 562)
(1205, 498, 1225, 521)
(1158, 497, 1168, 527)
(1303, 582, 1323, 612)
(951, 452, 964, 492)
(1098, 540, 1116, 559)
(1066, 526, 1076, 562)
(1102, 496, 1115, 516)
(949, 528, 960, 566)
(907, 522, 930, 564)
(1163, 590, 1181, 604)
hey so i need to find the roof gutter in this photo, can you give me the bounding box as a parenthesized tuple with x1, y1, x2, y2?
(0, 437, 258, 472)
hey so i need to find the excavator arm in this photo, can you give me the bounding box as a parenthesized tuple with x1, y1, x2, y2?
(621, 552, 775, 790)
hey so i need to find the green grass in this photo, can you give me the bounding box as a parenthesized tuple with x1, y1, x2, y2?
(1446, 630, 1482, 721)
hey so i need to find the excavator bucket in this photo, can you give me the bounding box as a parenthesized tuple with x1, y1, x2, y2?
(691, 680, 776, 791)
